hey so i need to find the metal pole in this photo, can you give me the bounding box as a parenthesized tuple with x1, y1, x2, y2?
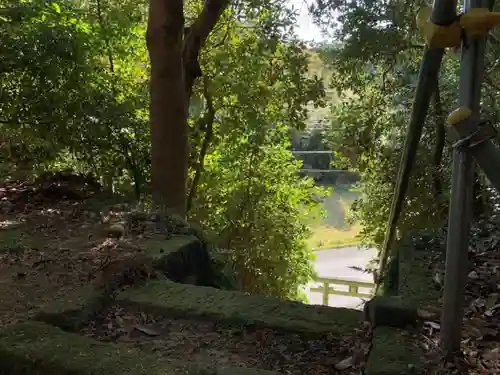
(430, 0, 460, 24)
(378, 0, 458, 285)
(456, 129, 500, 193)
(440, 0, 490, 355)
(378, 48, 445, 275)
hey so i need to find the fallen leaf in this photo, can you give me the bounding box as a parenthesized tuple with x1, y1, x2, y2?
(335, 356, 353, 370)
(482, 347, 500, 361)
(417, 308, 439, 320)
(133, 325, 160, 337)
(485, 303, 500, 317)
(423, 321, 440, 330)
(115, 315, 124, 326)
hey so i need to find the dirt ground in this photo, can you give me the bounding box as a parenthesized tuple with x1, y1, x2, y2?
(4, 175, 500, 374)
(82, 303, 370, 375)
(0, 176, 372, 374)
(0, 177, 147, 326)
(398, 225, 500, 374)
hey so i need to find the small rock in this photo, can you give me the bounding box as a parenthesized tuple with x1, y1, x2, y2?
(468, 270, 479, 279)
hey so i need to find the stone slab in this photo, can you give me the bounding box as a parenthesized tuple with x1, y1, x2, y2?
(34, 284, 108, 331)
(0, 321, 280, 375)
(365, 326, 423, 375)
(118, 280, 362, 335)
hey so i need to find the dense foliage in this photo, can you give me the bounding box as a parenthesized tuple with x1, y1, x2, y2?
(309, 0, 500, 247)
(0, 0, 327, 300)
(0, 0, 150, 195)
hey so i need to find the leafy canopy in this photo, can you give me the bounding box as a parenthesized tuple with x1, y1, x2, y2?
(0, 0, 327, 300)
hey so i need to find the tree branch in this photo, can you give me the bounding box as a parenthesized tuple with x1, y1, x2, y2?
(212, 24, 231, 48)
(187, 75, 215, 212)
(183, 0, 231, 99)
(381, 62, 395, 90)
(96, 0, 115, 76)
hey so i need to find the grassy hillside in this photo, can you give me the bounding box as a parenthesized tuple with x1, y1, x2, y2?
(307, 185, 362, 250)
(302, 51, 363, 251)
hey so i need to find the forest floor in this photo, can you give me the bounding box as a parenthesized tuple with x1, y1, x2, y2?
(397, 223, 500, 374)
(0, 174, 161, 326)
(447, 230, 500, 373)
(2, 174, 500, 374)
(81, 301, 368, 374)
(0, 174, 371, 375)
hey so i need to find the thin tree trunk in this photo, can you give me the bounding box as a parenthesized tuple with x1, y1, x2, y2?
(187, 76, 215, 212)
(146, 0, 188, 216)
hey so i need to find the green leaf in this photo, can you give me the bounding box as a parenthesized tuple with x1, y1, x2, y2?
(51, 2, 61, 13)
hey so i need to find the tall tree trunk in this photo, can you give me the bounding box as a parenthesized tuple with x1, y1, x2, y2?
(146, 0, 188, 216)
(146, 0, 230, 217)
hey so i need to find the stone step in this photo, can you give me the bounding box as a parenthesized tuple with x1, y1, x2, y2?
(35, 283, 107, 331)
(35, 235, 227, 332)
(365, 326, 424, 375)
(118, 280, 362, 335)
(0, 321, 280, 375)
(35, 277, 362, 338)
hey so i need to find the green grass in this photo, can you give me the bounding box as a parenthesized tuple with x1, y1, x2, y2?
(308, 185, 363, 250)
(308, 223, 362, 250)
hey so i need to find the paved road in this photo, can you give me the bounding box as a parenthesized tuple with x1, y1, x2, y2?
(305, 246, 378, 310)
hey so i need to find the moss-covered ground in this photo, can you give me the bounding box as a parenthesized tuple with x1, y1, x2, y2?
(0, 177, 372, 375)
(365, 234, 446, 375)
(0, 321, 280, 375)
(118, 280, 363, 335)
